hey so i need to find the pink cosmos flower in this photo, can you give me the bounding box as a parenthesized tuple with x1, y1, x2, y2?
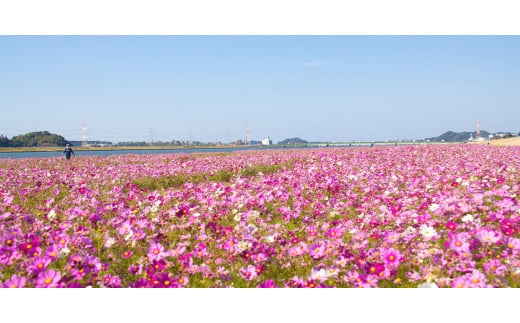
(449, 232, 470, 254)
(253, 253, 267, 263)
(288, 245, 304, 257)
(35, 269, 62, 288)
(384, 231, 399, 244)
(506, 237, 520, 250)
(308, 243, 326, 259)
(334, 256, 348, 268)
(353, 232, 366, 243)
(477, 229, 500, 244)
(169, 246, 186, 257)
(70, 268, 87, 281)
(147, 242, 166, 261)
(310, 267, 330, 283)
(177, 276, 189, 287)
(362, 274, 379, 288)
(44, 244, 60, 260)
(0, 247, 21, 265)
(117, 220, 133, 235)
(1, 275, 26, 288)
(465, 270, 488, 288)
(26, 257, 51, 274)
(483, 259, 507, 276)
(239, 265, 258, 281)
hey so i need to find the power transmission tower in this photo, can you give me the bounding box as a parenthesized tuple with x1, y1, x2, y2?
(147, 127, 154, 145)
(188, 129, 194, 146)
(244, 123, 250, 146)
(82, 123, 89, 147)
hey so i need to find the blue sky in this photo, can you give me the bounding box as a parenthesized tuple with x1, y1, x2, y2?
(1, 36, 519, 143)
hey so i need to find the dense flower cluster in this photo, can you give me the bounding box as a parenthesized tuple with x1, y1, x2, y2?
(1, 145, 520, 288)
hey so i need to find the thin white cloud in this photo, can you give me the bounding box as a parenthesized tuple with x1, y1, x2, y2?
(303, 60, 327, 67)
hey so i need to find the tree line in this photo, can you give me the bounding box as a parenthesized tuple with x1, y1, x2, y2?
(0, 131, 70, 147)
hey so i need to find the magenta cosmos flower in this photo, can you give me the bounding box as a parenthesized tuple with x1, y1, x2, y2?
(83, 256, 102, 273)
(35, 269, 62, 288)
(257, 279, 278, 288)
(382, 249, 401, 268)
(121, 250, 133, 258)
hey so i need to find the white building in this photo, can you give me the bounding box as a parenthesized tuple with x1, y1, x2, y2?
(262, 137, 272, 145)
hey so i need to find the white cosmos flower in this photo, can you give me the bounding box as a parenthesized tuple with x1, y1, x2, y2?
(461, 214, 474, 223)
(419, 224, 437, 239)
(428, 204, 439, 212)
(266, 235, 275, 243)
(47, 209, 56, 221)
(404, 226, 416, 235)
(234, 214, 241, 221)
(124, 231, 134, 241)
(58, 247, 70, 259)
(104, 237, 116, 248)
(418, 282, 438, 288)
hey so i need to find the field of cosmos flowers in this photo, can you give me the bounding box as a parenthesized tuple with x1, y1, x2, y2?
(1, 144, 520, 288)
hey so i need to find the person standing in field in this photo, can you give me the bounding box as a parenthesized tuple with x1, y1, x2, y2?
(63, 144, 75, 160)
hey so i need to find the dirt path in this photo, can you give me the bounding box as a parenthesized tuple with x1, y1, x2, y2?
(487, 137, 520, 146)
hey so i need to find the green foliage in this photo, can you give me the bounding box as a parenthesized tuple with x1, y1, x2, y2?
(0, 135, 8, 147)
(8, 131, 70, 147)
(132, 163, 290, 191)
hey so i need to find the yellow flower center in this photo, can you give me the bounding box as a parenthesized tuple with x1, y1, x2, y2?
(45, 278, 52, 284)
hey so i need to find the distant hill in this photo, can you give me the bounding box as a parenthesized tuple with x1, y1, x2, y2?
(425, 130, 491, 142)
(278, 137, 308, 145)
(8, 131, 71, 147)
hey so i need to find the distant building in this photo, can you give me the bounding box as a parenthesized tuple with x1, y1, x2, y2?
(262, 137, 272, 145)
